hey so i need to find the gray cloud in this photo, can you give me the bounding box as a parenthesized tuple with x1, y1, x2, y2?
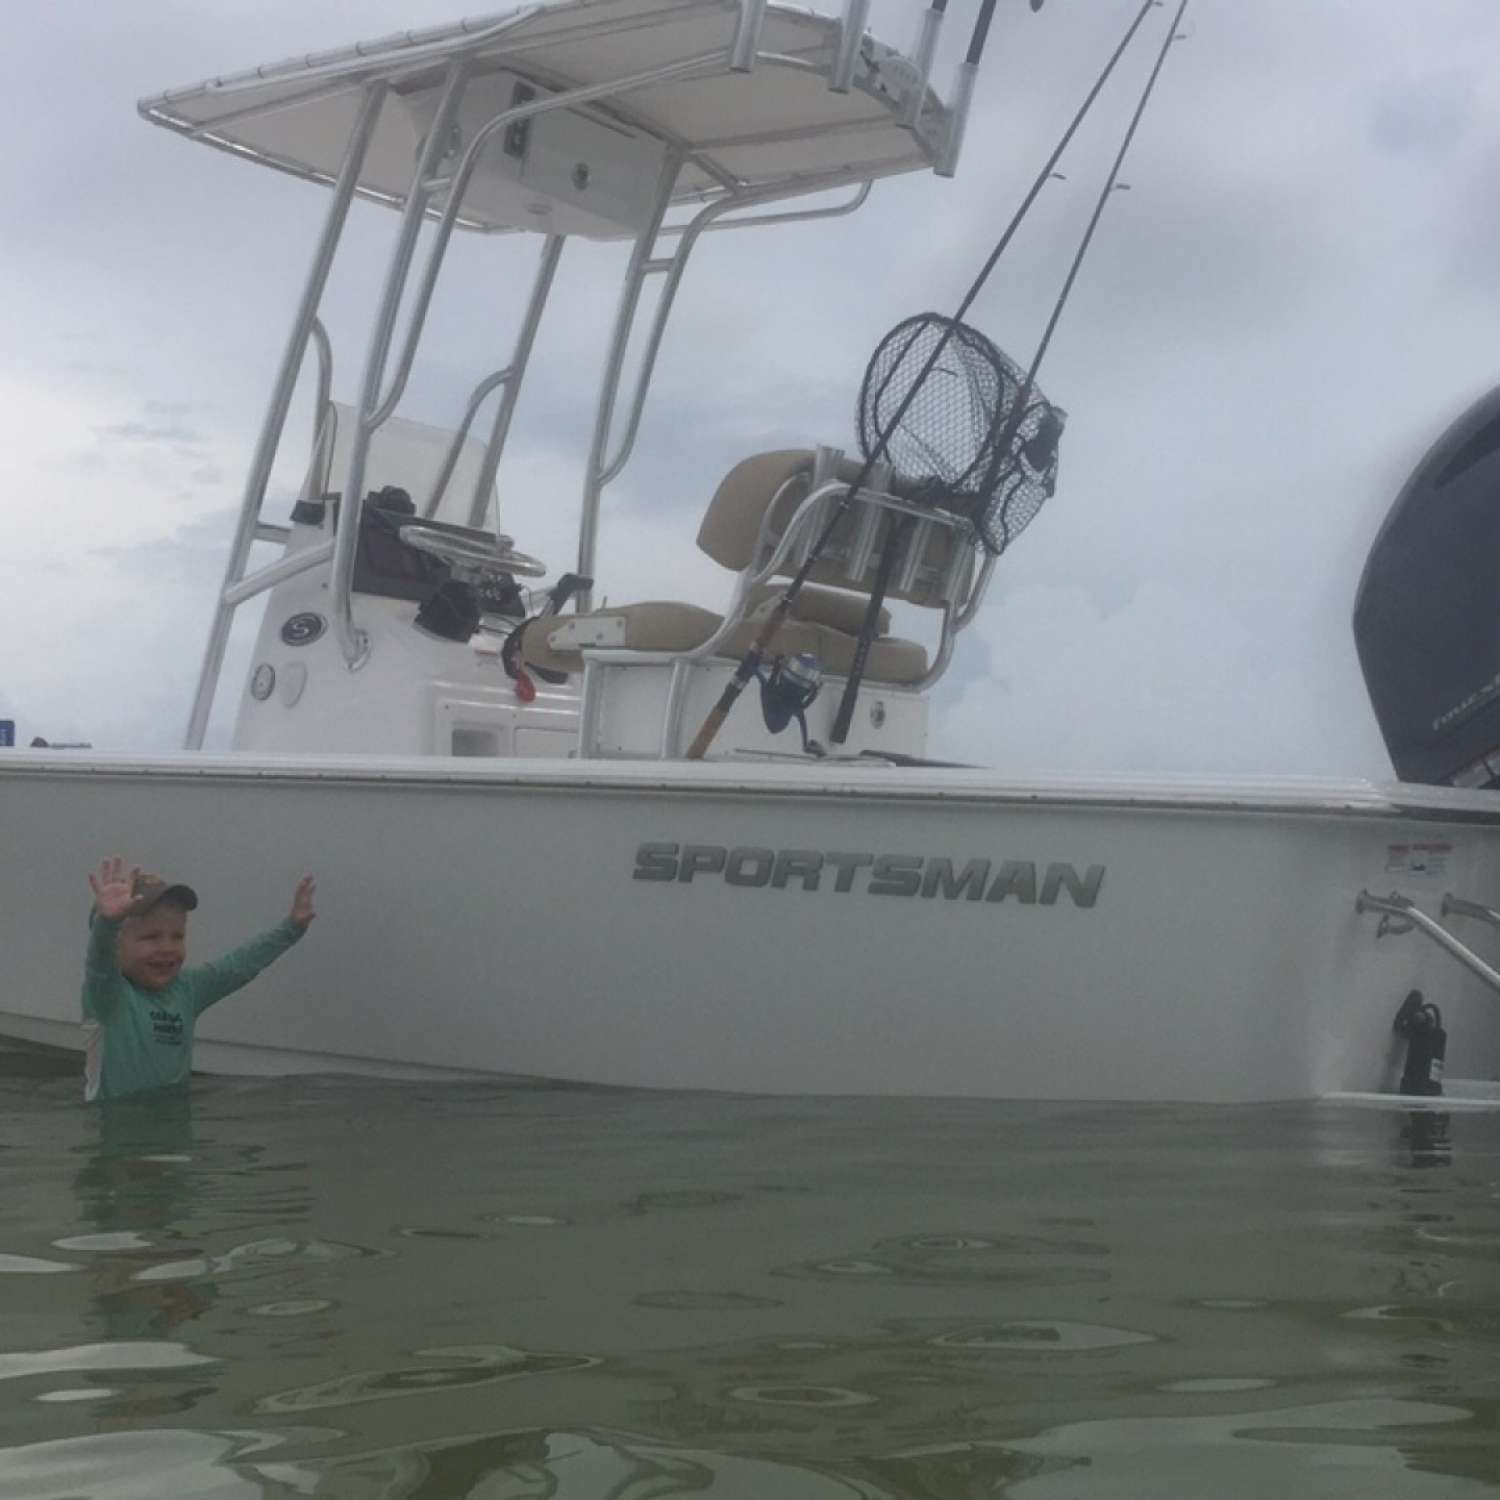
(90, 508, 238, 574)
(1367, 71, 1476, 156)
(93, 420, 205, 446)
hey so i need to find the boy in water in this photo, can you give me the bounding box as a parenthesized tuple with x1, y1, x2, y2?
(82, 855, 316, 1102)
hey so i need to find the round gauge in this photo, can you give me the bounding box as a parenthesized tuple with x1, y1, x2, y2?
(280, 612, 327, 647)
(250, 664, 276, 701)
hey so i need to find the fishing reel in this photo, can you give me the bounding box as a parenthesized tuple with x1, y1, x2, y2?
(760, 652, 824, 757)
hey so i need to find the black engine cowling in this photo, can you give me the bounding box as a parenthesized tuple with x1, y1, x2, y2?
(1354, 384, 1500, 787)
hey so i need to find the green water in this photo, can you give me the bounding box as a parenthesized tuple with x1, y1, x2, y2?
(3, 1041, 1500, 1497)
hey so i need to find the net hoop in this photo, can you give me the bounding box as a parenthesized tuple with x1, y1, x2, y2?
(856, 313, 1065, 555)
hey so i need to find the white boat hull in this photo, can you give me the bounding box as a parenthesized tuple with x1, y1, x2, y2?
(5, 751, 1500, 1102)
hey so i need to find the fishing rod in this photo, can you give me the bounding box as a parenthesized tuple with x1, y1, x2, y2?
(685, 0, 1168, 761)
(828, 0, 1192, 743)
(986, 0, 1194, 501)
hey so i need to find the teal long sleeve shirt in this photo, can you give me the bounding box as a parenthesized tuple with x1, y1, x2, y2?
(81, 916, 304, 1102)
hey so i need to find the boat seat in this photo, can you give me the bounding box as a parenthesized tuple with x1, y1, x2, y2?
(520, 597, 928, 683)
(698, 449, 972, 607)
(740, 580, 890, 637)
(520, 446, 973, 685)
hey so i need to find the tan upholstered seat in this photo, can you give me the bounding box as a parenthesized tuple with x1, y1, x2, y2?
(742, 581, 889, 636)
(698, 450, 972, 608)
(519, 447, 965, 687)
(520, 600, 927, 683)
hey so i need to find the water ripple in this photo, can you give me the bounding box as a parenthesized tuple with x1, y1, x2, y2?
(248, 1298, 336, 1318)
(932, 1320, 1157, 1352)
(0, 1342, 215, 1383)
(729, 1384, 876, 1409)
(633, 1289, 785, 1311)
(51, 1232, 152, 1253)
(0, 1428, 295, 1500)
(256, 1344, 600, 1414)
(1161, 1377, 1278, 1393)
(130, 1236, 380, 1283)
(627, 1189, 742, 1215)
(777, 1228, 1112, 1288)
(0, 1253, 75, 1275)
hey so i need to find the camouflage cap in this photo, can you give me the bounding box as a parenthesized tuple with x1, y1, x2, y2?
(128, 874, 199, 916)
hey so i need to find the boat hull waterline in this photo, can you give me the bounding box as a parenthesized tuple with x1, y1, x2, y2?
(7, 751, 1500, 1102)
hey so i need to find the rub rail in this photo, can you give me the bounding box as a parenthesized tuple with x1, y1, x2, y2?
(1357, 890, 1500, 998)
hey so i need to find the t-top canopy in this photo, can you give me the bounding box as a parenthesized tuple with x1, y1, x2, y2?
(139, 0, 953, 237)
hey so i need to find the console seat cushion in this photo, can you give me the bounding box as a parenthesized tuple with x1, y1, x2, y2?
(697, 449, 970, 608)
(743, 582, 889, 636)
(519, 599, 927, 685)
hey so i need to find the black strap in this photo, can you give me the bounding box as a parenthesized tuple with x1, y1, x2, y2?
(502, 619, 568, 686)
(500, 573, 594, 687)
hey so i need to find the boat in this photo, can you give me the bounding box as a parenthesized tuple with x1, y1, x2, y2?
(4, 0, 1500, 1103)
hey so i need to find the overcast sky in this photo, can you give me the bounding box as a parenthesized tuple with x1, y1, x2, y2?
(3, 0, 1498, 777)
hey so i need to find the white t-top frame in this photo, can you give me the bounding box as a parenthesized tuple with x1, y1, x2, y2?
(140, 0, 978, 748)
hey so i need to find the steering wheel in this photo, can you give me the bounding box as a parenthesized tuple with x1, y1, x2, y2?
(398, 522, 547, 579)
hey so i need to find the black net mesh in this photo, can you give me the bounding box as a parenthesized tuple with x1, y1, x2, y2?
(856, 314, 1066, 556)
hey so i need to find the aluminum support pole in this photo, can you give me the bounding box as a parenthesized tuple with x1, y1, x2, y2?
(467, 233, 565, 528)
(938, 0, 1003, 177)
(937, 60, 978, 178)
(422, 368, 515, 521)
(223, 541, 336, 608)
(309, 319, 333, 451)
(331, 60, 471, 670)
(655, 181, 871, 239)
(183, 82, 385, 749)
(831, 0, 873, 93)
(574, 151, 683, 612)
(598, 173, 868, 493)
(1357, 891, 1500, 999)
(730, 0, 769, 72)
(903, 1, 948, 126)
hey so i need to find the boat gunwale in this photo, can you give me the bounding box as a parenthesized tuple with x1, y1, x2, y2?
(5, 749, 1500, 823)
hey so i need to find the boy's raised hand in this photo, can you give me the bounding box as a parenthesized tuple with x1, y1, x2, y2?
(289, 875, 317, 931)
(88, 856, 142, 922)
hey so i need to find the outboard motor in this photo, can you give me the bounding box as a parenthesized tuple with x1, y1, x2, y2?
(1393, 989, 1447, 1097)
(1354, 384, 1500, 786)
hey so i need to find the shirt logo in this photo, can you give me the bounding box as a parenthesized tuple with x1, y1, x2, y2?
(150, 1007, 185, 1046)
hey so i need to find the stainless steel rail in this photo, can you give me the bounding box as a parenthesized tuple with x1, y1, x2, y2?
(174, 5, 958, 729)
(1357, 890, 1500, 997)
(332, 59, 473, 670)
(646, 463, 986, 757)
(1442, 893, 1500, 931)
(731, 0, 769, 73)
(574, 150, 684, 612)
(330, 49, 731, 664)
(467, 234, 565, 528)
(832, 0, 874, 93)
(595, 172, 877, 498)
(183, 82, 387, 749)
(905, 2, 948, 127)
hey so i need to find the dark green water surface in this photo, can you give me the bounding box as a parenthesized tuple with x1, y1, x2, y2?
(3, 1041, 1500, 1497)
